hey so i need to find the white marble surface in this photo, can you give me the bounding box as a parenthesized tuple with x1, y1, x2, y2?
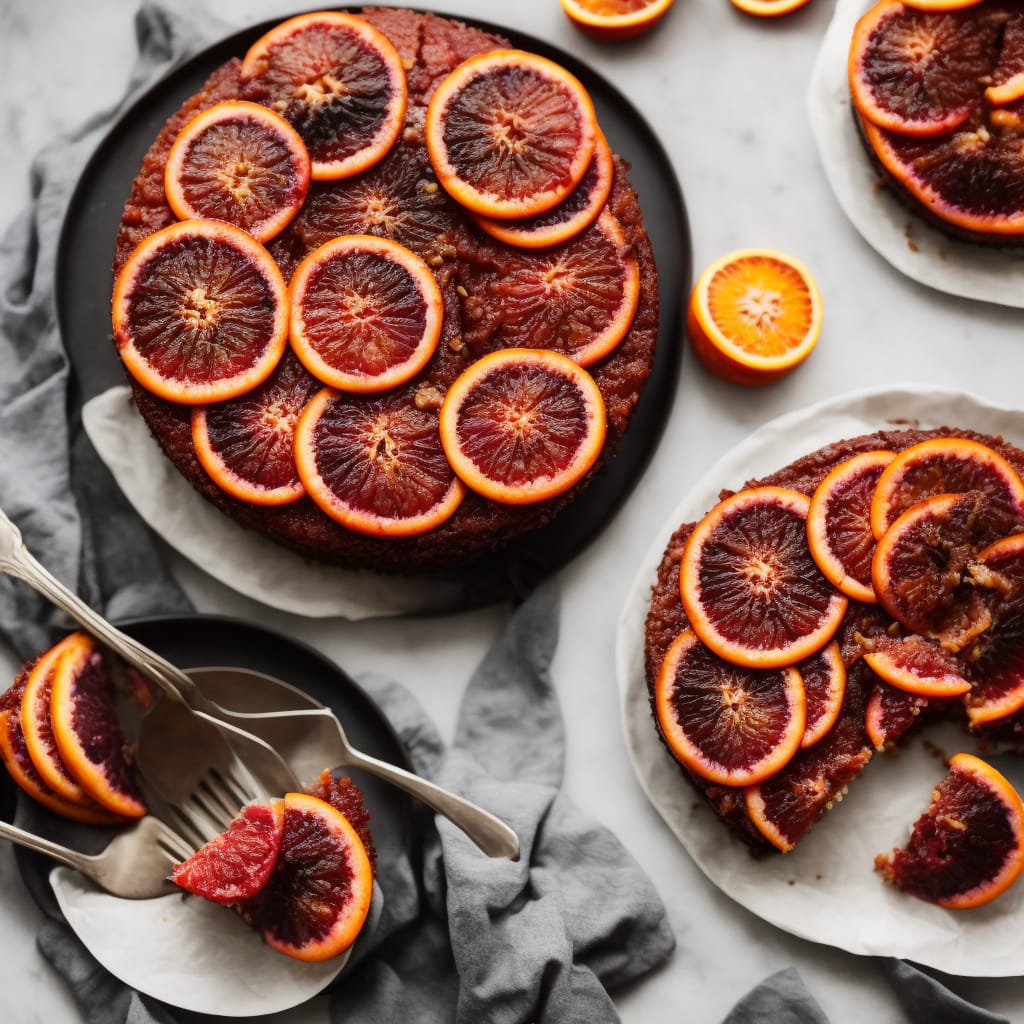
(1, 0, 1023, 1021)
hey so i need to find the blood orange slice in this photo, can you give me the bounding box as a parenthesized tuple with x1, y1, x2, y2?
(799, 643, 847, 749)
(986, 11, 1024, 105)
(863, 633, 972, 698)
(470, 132, 614, 249)
(686, 249, 822, 386)
(559, 0, 676, 40)
(172, 801, 284, 905)
(680, 487, 848, 670)
(902, 0, 985, 9)
(865, 681, 932, 750)
(242, 792, 373, 962)
(439, 348, 606, 505)
(870, 437, 1024, 542)
(424, 49, 598, 219)
(307, 770, 377, 872)
(871, 491, 994, 651)
(164, 100, 311, 243)
(49, 636, 146, 819)
(462, 209, 639, 367)
(876, 753, 1024, 908)
(964, 533, 1024, 725)
(849, 1, 995, 138)
(112, 219, 288, 405)
(289, 235, 443, 393)
(729, 0, 813, 15)
(241, 12, 407, 182)
(806, 450, 895, 603)
(191, 351, 320, 506)
(295, 387, 465, 537)
(654, 630, 806, 787)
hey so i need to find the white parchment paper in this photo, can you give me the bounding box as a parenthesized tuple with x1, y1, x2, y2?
(82, 387, 466, 619)
(616, 385, 1024, 975)
(808, 0, 1024, 308)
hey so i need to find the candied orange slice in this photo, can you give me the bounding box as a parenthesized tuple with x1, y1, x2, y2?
(849, 1, 994, 138)
(865, 681, 932, 750)
(872, 491, 994, 652)
(295, 387, 465, 538)
(112, 219, 288, 405)
(192, 351, 320, 506)
(686, 249, 822, 386)
(680, 487, 848, 670)
(654, 630, 806, 787)
(242, 792, 374, 962)
(289, 235, 443, 393)
(49, 635, 146, 819)
(241, 12, 406, 181)
(799, 643, 847, 749)
(863, 634, 971, 697)
(559, 0, 676, 39)
(871, 438, 1024, 542)
(164, 100, 310, 242)
(986, 12, 1024, 105)
(876, 753, 1024, 908)
(424, 49, 598, 220)
(439, 348, 606, 506)
(470, 132, 614, 249)
(806, 450, 895, 603)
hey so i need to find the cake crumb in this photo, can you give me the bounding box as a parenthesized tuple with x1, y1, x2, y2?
(414, 383, 445, 410)
(904, 223, 919, 252)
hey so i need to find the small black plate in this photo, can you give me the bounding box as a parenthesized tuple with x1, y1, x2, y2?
(56, 9, 689, 602)
(5, 614, 420, 921)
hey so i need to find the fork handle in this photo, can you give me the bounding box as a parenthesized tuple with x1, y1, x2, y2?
(0, 820, 92, 874)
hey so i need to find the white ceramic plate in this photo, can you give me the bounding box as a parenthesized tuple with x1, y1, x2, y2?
(616, 384, 1024, 976)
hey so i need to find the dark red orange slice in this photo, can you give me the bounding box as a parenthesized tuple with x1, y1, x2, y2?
(871, 491, 993, 651)
(439, 348, 606, 505)
(470, 133, 614, 249)
(172, 801, 284, 904)
(242, 792, 373, 962)
(559, 0, 677, 39)
(799, 643, 847, 749)
(289, 235, 443, 393)
(654, 630, 806, 787)
(865, 680, 932, 750)
(679, 487, 848, 670)
(191, 351, 320, 506)
(863, 634, 971, 698)
(112, 220, 288, 405)
(870, 438, 1024, 542)
(875, 752, 1024, 908)
(241, 12, 407, 181)
(849, 2, 995, 137)
(164, 100, 311, 242)
(294, 387, 465, 537)
(49, 636, 146, 819)
(424, 49, 598, 219)
(986, 11, 1024, 105)
(806, 450, 895, 603)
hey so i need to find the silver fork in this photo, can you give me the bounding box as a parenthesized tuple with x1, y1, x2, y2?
(0, 816, 192, 899)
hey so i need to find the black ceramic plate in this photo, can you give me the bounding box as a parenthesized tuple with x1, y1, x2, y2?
(56, 9, 689, 602)
(4, 614, 420, 924)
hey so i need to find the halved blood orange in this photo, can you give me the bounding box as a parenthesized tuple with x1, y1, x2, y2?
(871, 491, 993, 651)
(875, 752, 1024, 908)
(289, 235, 443, 393)
(242, 792, 373, 962)
(240, 12, 407, 182)
(49, 636, 146, 819)
(470, 132, 614, 249)
(807, 450, 895, 603)
(463, 209, 639, 367)
(686, 249, 822, 386)
(295, 387, 465, 537)
(680, 487, 848, 670)
(849, 2, 996, 138)
(164, 100, 311, 243)
(863, 633, 971, 697)
(172, 801, 284, 905)
(112, 219, 288, 405)
(870, 438, 1024, 542)
(964, 533, 1024, 725)
(439, 348, 606, 505)
(191, 351, 320, 506)
(20, 635, 99, 806)
(865, 680, 932, 750)
(986, 12, 1024, 106)
(728, 0, 813, 16)
(654, 630, 806, 787)
(799, 643, 847, 749)
(559, 0, 676, 40)
(424, 49, 598, 220)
